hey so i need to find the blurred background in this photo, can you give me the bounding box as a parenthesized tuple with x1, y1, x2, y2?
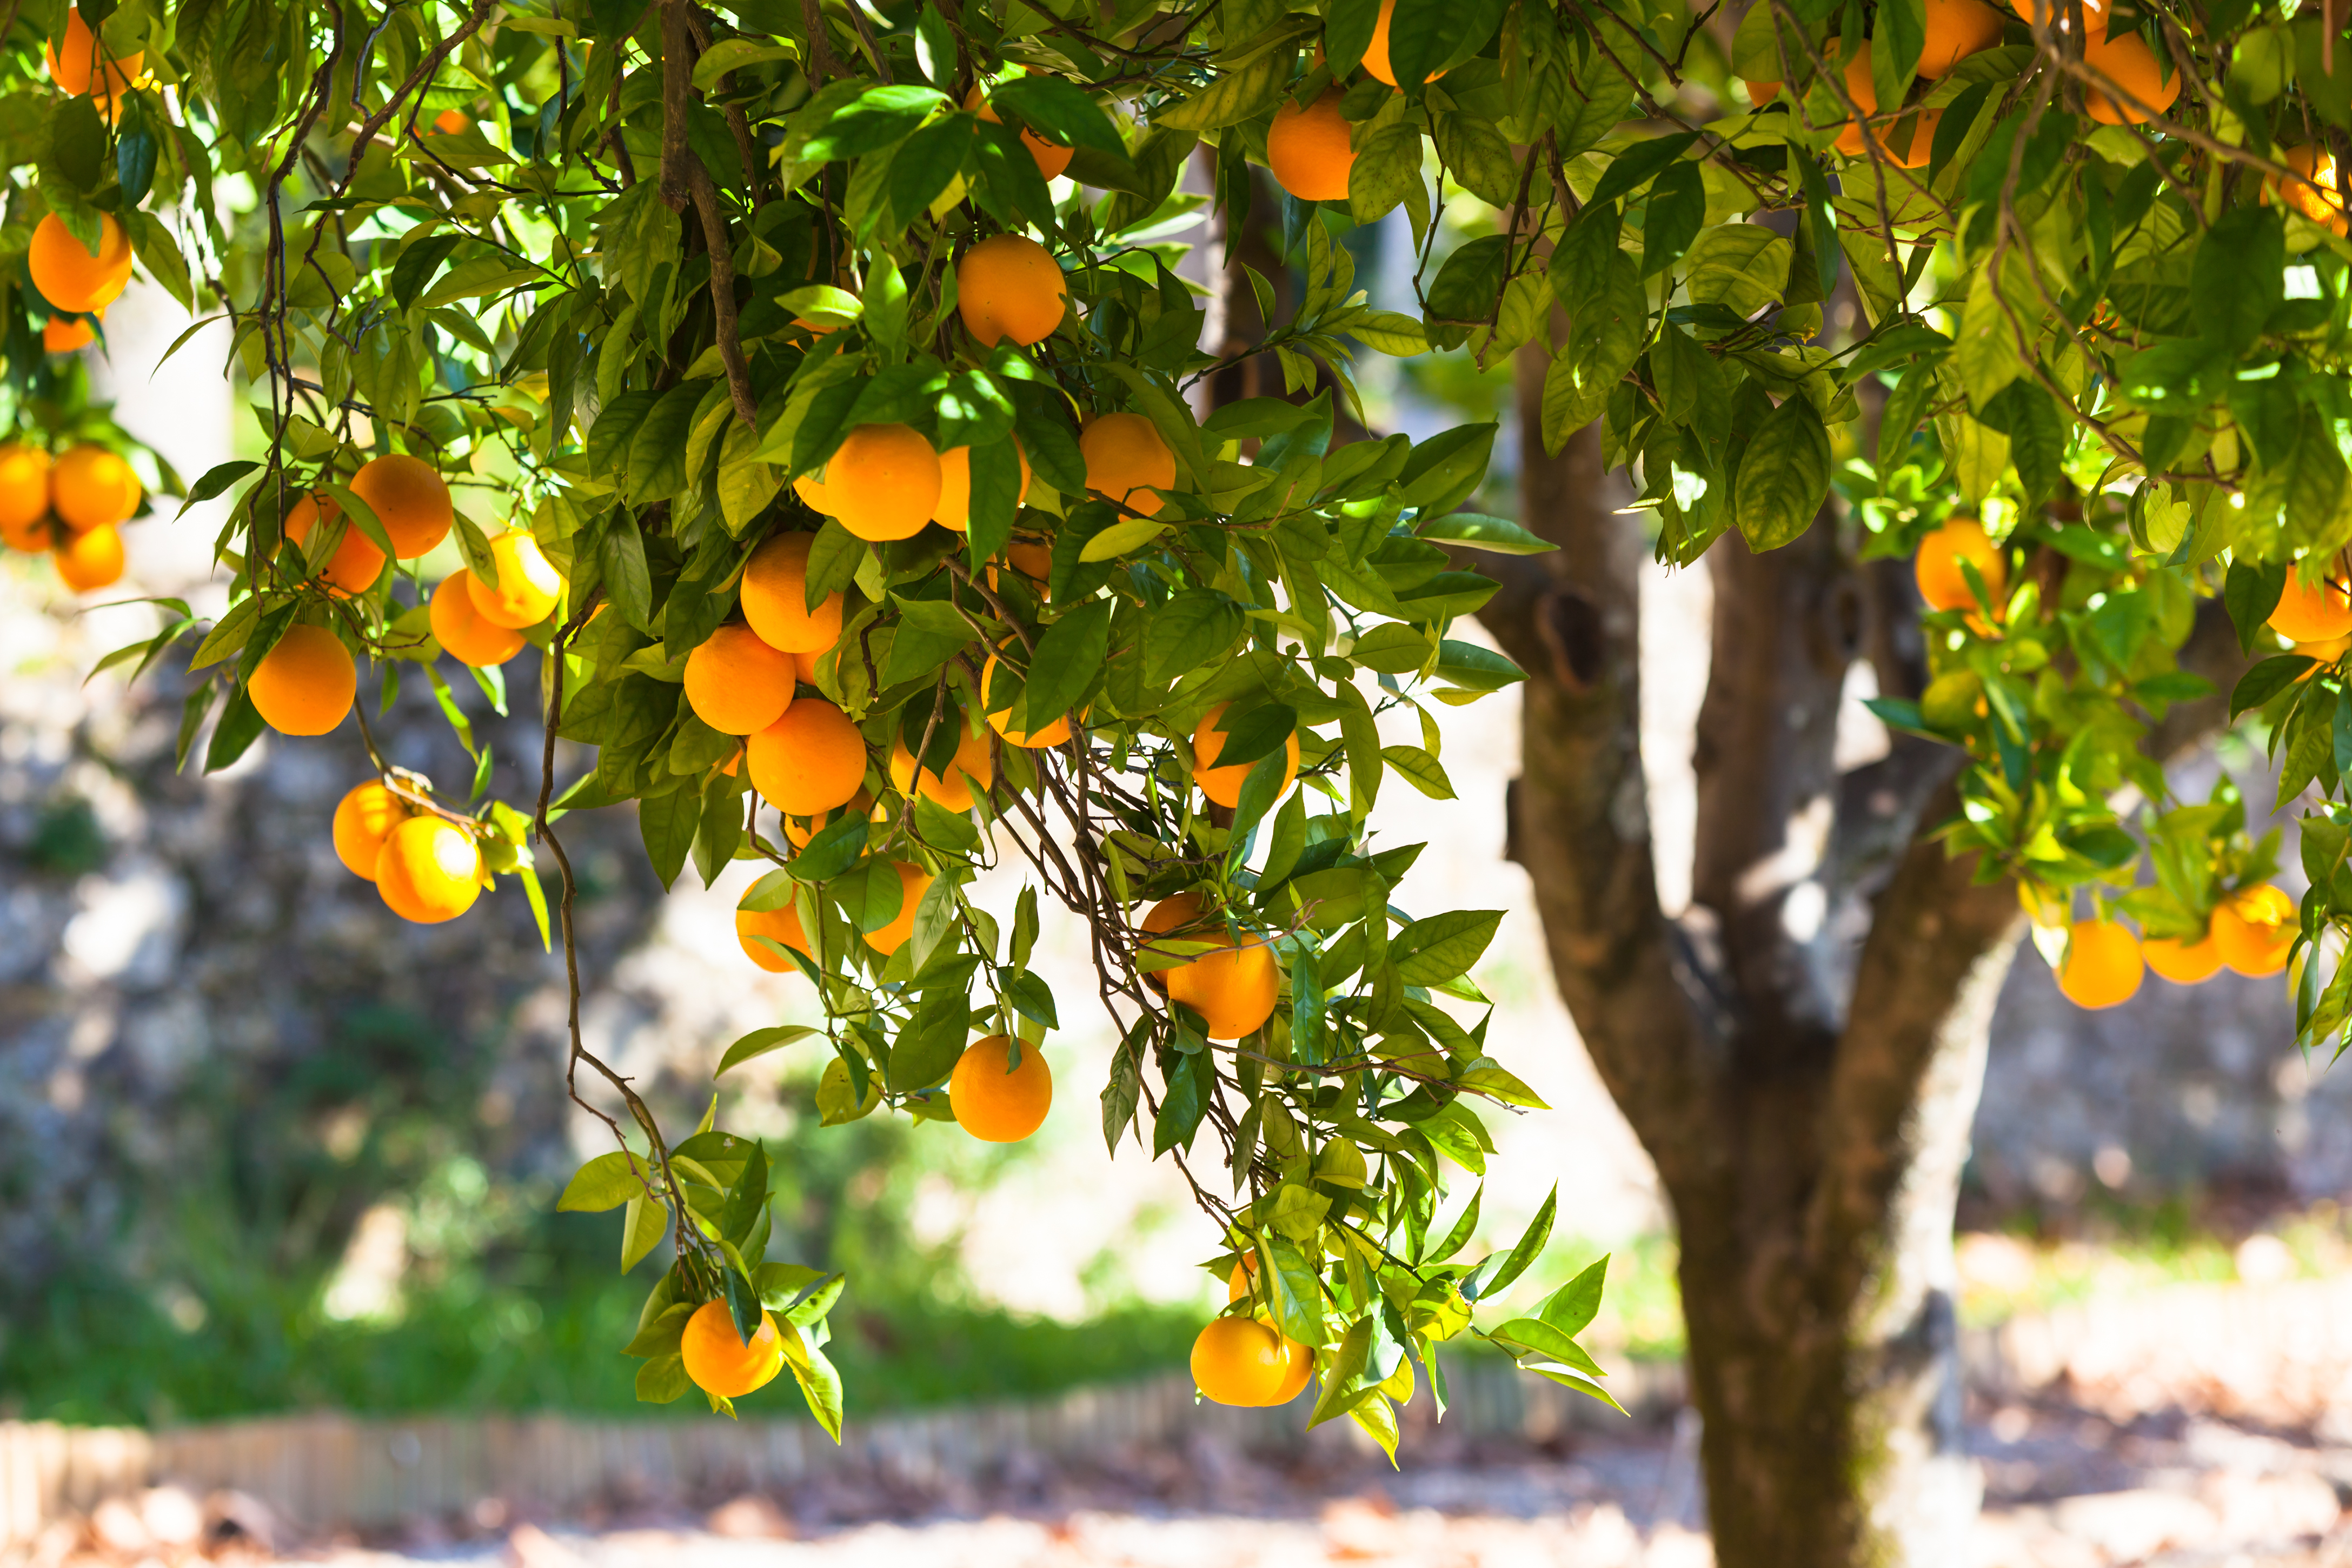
(10, 205, 2352, 1567)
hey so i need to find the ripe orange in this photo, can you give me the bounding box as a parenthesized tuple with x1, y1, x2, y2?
(333, 781, 409, 880)
(1145, 891, 1281, 1039)
(349, 453, 453, 558)
(249, 624, 356, 736)
(44, 8, 141, 97)
(1193, 701, 1300, 808)
(932, 440, 1032, 530)
(2057, 919, 2143, 1009)
(2212, 884, 2296, 976)
(748, 699, 868, 815)
(986, 539, 1056, 597)
(1191, 1317, 1289, 1406)
(740, 532, 843, 653)
(1266, 1338, 1314, 1405)
(2270, 572, 2352, 642)
(686, 624, 796, 735)
(51, 444, 138, 533)
(29, 213, 134, 314)
(792, 645, 825, 686)
(43, 316, 94, 353)
(793, 469, 836, 516)
(949, 1033, 1053, 1142)
(980, 645, 1072, 748)
(737, 888, 810, 969)
(1914, 517, 2007, 614)
(1361, 0, 1449, 87)
(53, 523, 122, 590)
(827, 424, 941, 542)
(375, 815, 483, 923)
(956, 234, 1067, 348)
(1875, 106, 1943, 169)
(1081, 413, 1175, 517)
(2270, 145, 2349, 236)
(966, 85, 1072, 180)
(2084, 28, 2180, 124)
(1, 510, 53, 552)
(429, 572, 526, 667)
(890, 723, 994, 811)
(1745, 78, 1781, 104)
(1268, 91, 1354, 202)
(467, 530, 563, 628)
(0, 444, 50, 543)
(1831, 42, 1878, 158)
(863, 860, 932, 956)
(679, 1299, 787, 1399)
(1917, 0, 2004, 76)
(782, 792, 874, 849)
(1227, 1251, 1258, 1301)
(2143, 925, 2222, 984)
(284, 493, 386, 597)
(432, 108, 470, 135)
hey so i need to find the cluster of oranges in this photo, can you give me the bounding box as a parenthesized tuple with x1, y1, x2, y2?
(2055, 885, 2299, 1008)
(0, 441, 143, 590)
(1188, 1252, 1315, 1407)
(1260, 0, 1449, 204)
(329, 780, 487, 925)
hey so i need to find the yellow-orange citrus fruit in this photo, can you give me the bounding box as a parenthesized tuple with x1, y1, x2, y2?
(1194, 701, 1300, 808)
(1228, 1251, 1259, 1301)
(467, 530, 563, 629)
(349, 453, 453, 559)
(748, 699, 868, 816)
(2024, 0, 2107, 36)
(2270, 572, 2352, 642)
(1363, 0, 1449, 87)
(1266, 1338, 1313, 1405)
(45, 8, 141, 97)
(956, 234, 1067, 348)
(2298, 635, 2352, 679)
(686, 624, 796, 736)
(862, 861, 932, 956)
(986, 539, 1056, 597)
(680, 1300, 787, 1399)
(51, 444, 138, 533)
(980, 646, 1072, 748)
(1832, 42, 1878, 157)
(782, 792, 874, 848)
(1, 509, 52, 552)
(827, 424, 941, 543)
(1876, 106, 1943, 169)
(792, 645, 825, 687)
(2270, 145, 2350, 236)
(740, 532, 843, 653)
(966, 85, 1073, 180)
(1918, 0, 2004, 76)
(1146, 892, 1282, 1039)
(737, 889, 810, 970)
(1745, 78, 1782, 104)
(375, 816, 483, 923)
(1081, 413, 1175, 518)
(949, 1034, 1053, 1142)
(53, 522, 122, 591)
(333, 781, 409, 880)
(429, 572, 526, 667)
(43, 316, 94, 353)
(249, 624, 356, 736)
(2084, 28, 2180, 124)
(890, 723, 994, 812)
(0, 444, 51, 543)
(1268, 91, 1354, 202)
(1914, 517, 2006, 614)
(2213, 884, 2297, 976)
(29, 213, 134, 314)
(433, 108, 470, 135)
(285, 493, 385, 597)
(2143, 927, 2222, 985)
(932, 440, 1032, 530)
(793, 469, 836, 515)
(2057, 919, 2143, 1009)
(1192, 1317, 1290, 1406)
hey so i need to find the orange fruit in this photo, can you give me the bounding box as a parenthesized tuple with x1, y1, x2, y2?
(1875, 105, 1943, 169)
(2297, 635, 2352, 677)
(862, 860, 932, 956)
(1831, 42, 1879, 157)
(949, 1033, 1053, 1142)
(430, 572, 526, 667)
(932, 440, 1032, 530)
(467, 530, 562, 628)
(51, 444, 138, 533)
(1917, 0, 2004, 76)
(2057, 919, 2143, 1009)
(43, 316, 94, 353)
(737, 888, 810, 969)
(1268, 90, 1354, 202)
(792, 645, 825, 686)
(955, 234, 1067, 348)
(284, 493, 386, 597)
(680, 1299, 788, 1399)
(2270, 572, 2352, 642)
(249, 624, 356, 736)
(2023, 0, 2107, 35)
(1227, 1252, 1259, 1301)
(2212, 884, 2297, 976)
(0, 444, 51, 543)
(2143, 926, 2222, 984)
(782, 792, 874, 849)
(966, 85, 1072, 180)
(748, 699, 868, 816)
(986, 539, 1056, 596)
(980, 645, 1072, 748)
(375, 815, 483, 923)
(890, 723, 994, 811)
(29, 213, 134, 314)
(44, 8, 141, 97)
(1266, 1338, 1314, 1405)
(1193, 701, 1300, 808)
(686, 623, 797, 735)
(349, 453, 453, 559)
(2084, 28, 2178, 124)
(1145, 892, 1281, 1039)
(1914, 517, 2006, 614)
(1191, 1317, 1290, 1406)
(2270, 145, 2349, 236)
(53, 523, 122, 590)
(740, 532, 843, 653)
(333, 781, 409, 880)
(1362, 0, 1449, 87)
(432, 108, 470, 134)
(1745, 78, 1782, 104)
(1081, 413, 1175, 518)
(826, 424, 941, 543)
(793, 470, 836, 516)
(1, 509, 54, 552)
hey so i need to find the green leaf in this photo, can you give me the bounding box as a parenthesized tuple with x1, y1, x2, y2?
(559, 1151, 649, 1212)
(1025, 597, 1112, 723)
(1733, 395, 1831, 552)
(1465, 1185, 1554, 1301)
(1379, 744, 1455, 800)
(1158, 52, 1286, 130)
(620, 1191, 669, 1272)
(2231, 654, 2316, 717)
(1417, 511, 1551, 554)
(1392, 909, 1502, 984)
(717, 1025, 823, 1075)
(1541, 1255, 1609, 1336)
(1145, 590, 1246, 685)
